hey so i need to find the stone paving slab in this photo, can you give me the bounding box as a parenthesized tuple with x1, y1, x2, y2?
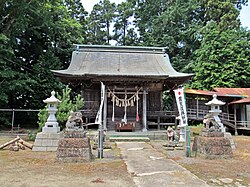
(109, 137, 150, 142)
(116, 142, 210, 187)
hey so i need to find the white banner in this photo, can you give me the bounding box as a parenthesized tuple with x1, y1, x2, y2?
(95, 82, 105, 124)
(174, 87, 188, 127)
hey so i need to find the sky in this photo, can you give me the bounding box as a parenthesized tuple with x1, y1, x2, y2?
(81, 0, 250, 30)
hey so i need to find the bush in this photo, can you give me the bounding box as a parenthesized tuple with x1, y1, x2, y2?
(27, 130, 37, 141)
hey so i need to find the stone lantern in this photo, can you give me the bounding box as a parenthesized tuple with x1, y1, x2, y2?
(42, 91, 61, 133)
(33, 91, 63, 152)
(205, 94, 225, 132)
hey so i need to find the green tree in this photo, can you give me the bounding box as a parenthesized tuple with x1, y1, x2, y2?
(204, 0, 241, 30)
(86, 0, 116, 44)
(0, 0, 87, 128)
(113, 2, 137, 45)
(86, 4, 107, 44)
(131, 0, 202, 71)
(128, 0, 248, 71)
(190, 22, 250, 90)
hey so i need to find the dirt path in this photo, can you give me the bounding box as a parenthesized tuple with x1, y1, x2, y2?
(117, 142, 209, 187)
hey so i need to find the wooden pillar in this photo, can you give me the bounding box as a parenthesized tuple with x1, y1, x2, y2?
(103, 88, 107, 130)
(157, 116, 160, 130)
(196, 96, 199, 119)
(142, 89, 147, 132)
(234, 104, 238, 135)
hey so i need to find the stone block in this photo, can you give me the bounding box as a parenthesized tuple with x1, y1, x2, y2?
(32, 147, 47, 152)
(42, 126, 60, 133)
(57, 147, 91, 157)
(165, 147, 174, 151)
(56, 137, 92, 162)
(192, 136, 233, 159)
(201, 131, 224, 137)
(64, 130, 86, 138)
(34, 139, 42, 146)
(51, 139, 60, 146)
(58, 138, 90, 148)
(41, 139, 49, 146)
(224, 132, 236, 149)
(175, 146, 184, 150)
(32, 132, 63, 152)
(46, 146, 58, 152)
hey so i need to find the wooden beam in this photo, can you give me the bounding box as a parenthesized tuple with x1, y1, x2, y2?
(19, 139, 33, 149)
(0, 136, 20, 149)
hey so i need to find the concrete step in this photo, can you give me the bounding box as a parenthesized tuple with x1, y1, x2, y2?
(109, 136, 150, 142)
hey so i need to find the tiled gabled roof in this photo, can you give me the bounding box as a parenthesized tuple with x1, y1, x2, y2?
(52, 45, 192, 81)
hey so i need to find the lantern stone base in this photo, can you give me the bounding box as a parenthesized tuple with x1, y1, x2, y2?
(42, 122, 60, 133)
(32, 132, 63, 152)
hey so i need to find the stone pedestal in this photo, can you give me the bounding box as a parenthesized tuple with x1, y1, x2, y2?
(56, 130, 92, 162)
(32, 132, 63, 152)
(178, 125, 186, 142)
(200, 130, 224, 137)
(192, 131, 233, 159)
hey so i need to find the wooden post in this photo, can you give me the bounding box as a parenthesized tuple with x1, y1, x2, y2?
(234, 104, 238, 135)
(157, 116, 160, 130)
(227, 103, 229, 120)
(11, 109, 15, 134)
(103, 88, 107, 130)
(142, 89, 147, 132)
(196, 96, 199, 119)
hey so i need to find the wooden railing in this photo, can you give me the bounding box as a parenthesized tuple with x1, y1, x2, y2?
(219, 112, 235, 123)
(187, 108, 207, 120)
(80, 102, 250, 129)
(147, 110, 176, 117)
(236, 121, 250, 128)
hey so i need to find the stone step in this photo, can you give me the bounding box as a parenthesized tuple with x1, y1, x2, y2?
(109, 137, 150, 142)
(108, 134, 149, 137)
(106, 132, 167, 140)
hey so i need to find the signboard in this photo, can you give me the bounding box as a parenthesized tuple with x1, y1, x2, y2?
(95, 82, 105, 125)
(174, 87, 188, 127)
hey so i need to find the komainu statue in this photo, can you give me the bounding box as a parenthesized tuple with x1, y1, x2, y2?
(203, 113, 220, 131)
(65, 111, 83, 131)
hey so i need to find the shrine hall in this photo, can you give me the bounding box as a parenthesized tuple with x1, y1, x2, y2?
(52, 45, 192, 132)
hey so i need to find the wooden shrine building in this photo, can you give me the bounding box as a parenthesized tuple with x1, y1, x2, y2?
(53, 45, 192, 131)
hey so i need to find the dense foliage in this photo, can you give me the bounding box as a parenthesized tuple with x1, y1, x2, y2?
(190, 23, 250, 90)
(0, 0, 249, 128)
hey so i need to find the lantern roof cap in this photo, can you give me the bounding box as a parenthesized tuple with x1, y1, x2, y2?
(43, 91, 61, 104)
(205, 94, 225, 106)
